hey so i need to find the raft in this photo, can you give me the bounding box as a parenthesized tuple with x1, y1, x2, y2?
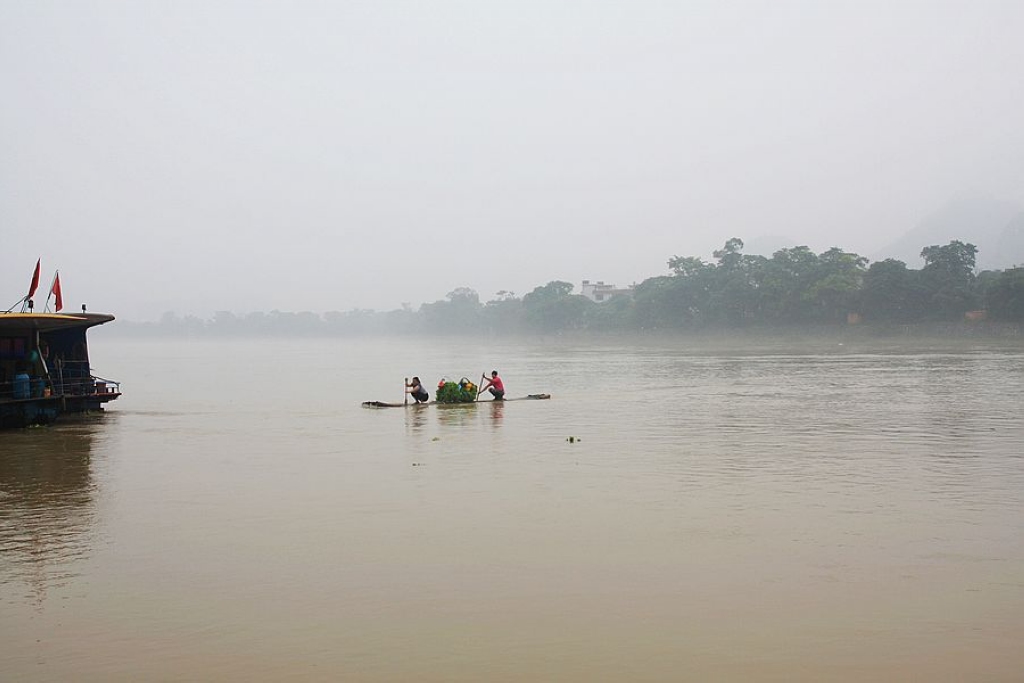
(362, 394, 551, 408)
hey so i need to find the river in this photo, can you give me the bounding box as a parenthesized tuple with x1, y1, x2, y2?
(2, 334, 1022, 682)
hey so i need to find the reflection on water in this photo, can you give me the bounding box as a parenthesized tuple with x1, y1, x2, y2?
(403, 403, 429, 433)
(435, 402, 481, 428)
(489, 399, 505, 427)
(402, 400, 508, 434)
(0, 421, 102, 603)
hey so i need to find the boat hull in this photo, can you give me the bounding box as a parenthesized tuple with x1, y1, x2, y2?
(0, 396, 62, 429)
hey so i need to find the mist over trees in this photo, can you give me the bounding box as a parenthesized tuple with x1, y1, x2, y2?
(123, 239, 1024, 337)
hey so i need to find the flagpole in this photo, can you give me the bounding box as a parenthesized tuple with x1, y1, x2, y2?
(44, 271, 58, 313)
(5, 259, 42, 313)
(17, 258, 42, 313)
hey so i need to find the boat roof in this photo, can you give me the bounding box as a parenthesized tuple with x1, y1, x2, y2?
(0, 312, 115, 332)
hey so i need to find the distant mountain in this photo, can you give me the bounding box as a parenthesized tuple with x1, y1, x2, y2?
(875, 198, 1024, 270)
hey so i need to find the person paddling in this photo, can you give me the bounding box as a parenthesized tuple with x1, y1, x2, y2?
(480, 370, 505, 401)
(405, 376, 430, 403)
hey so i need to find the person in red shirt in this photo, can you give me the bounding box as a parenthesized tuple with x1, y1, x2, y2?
(481, 370, 505, 401)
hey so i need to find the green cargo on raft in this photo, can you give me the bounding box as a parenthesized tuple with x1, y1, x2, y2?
(435, 377, 478, 404)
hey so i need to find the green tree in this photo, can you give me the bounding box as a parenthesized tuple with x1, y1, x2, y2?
(632, 276, 699, 329)
(861, 259, 923, 322)
(667, 255, 711, 278)
(420, 287, 482, 331)
(920, 241, 979, 320)
(807, 248, 868, 323)
(522, 281, 590, 332)
(482, 291, 524, 333)
(583, 292, 634, 330)
(522, 281, 574, 303)
(983, 267, 1024, 321)
(757, 246, 820, 323)
(708, 238, 767, 326)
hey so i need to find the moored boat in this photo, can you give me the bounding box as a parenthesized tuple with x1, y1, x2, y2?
(1, 311, 121, 428)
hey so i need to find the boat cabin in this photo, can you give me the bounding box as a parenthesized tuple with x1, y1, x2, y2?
(0, 312, 121, 428)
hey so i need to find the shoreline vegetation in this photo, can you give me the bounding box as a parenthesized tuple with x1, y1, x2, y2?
(117, 238, 1023, 339)
(107, 322, 1023, 345)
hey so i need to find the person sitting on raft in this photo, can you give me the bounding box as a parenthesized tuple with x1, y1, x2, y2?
(406, 377, 430, 403)
(480, 370, 505, 401)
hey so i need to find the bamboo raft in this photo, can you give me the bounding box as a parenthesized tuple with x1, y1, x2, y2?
(362, 394, 551, 409)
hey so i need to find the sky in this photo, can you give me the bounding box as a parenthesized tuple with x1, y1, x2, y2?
(2, 0, 1023, 321)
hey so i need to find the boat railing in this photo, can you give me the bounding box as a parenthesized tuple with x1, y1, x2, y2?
(91, 375, 121, 396)
(0, 375, 55, 401)
(49, 360, 120, 396)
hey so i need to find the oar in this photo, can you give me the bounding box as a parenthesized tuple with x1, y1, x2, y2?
(404, 377, 408, 406)
(476, 372, 486, 401)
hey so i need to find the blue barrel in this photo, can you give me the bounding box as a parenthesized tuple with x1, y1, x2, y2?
(13, 373, 30, 399)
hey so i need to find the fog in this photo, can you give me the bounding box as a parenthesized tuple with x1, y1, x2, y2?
(3, 1, 1023, 321)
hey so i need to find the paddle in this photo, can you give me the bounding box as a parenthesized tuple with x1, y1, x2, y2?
(476, 372, 486, 401)
(404, 377, 408, 406)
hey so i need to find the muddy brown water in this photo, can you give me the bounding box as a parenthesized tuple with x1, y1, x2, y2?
(2, 335, 1022, 681)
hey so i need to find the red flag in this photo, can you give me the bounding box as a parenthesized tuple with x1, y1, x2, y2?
(51, 273, 63, 312)
(27, 259, 40, 299)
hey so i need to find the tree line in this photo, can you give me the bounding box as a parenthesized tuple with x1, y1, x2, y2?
(122, 238, 1024, 336)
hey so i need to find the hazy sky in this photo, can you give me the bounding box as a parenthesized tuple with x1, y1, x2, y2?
(3, 1, 1023, 320)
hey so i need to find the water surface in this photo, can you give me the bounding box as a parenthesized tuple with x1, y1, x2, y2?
(2, 335, 1022, 681)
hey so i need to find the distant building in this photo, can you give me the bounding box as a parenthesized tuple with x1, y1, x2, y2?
(581, 280, 634, 303)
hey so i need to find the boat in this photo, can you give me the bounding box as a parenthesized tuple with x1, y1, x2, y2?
(1, 311, 121, 428)
(362, 394, 551, 408)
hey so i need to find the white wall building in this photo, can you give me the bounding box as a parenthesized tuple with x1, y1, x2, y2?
(580, 280, 634, 303)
